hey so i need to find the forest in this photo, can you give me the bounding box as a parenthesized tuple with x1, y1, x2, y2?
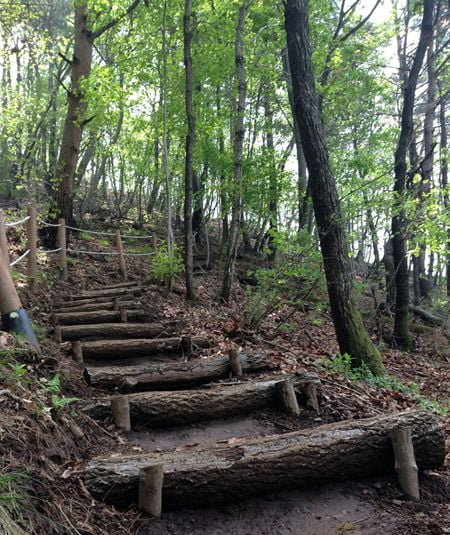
(0, 0, 449, 533)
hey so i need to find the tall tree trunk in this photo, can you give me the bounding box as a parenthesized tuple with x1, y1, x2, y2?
(183, 0, 196, 301)
(438, 82, 449, 296)
(46, 4, 93, 244)
(220, 1, 250, 302)
(264, 91, 277, 263)
(284, 0, 384, 375)
(391, 0, 433, 349)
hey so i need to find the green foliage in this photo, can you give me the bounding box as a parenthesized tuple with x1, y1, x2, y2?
(0, 472, 31, 535)
(41, 374, 79, 411)
(322, 354, 449, 417)
(150, 243, 184, 286)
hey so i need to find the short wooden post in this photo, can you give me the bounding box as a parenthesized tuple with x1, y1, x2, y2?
(229, 348, 242, 377)
(57, 218, 68, 281)
(53, 325, 62, 344)
(72, 341, 84, 364)
(27, 205, 38, 291)
(111, 396, 131, 433)
(305, 381, 321, 414)
(390, 426, 420, 500)
(276, 379, 300, 416)
(115, 229, 128, 281)
(151, 233, 158, 253)
(139, 464, 164, 519)
(113, 297, 120, 311)
(181, 335, 193, 356)
(120, 308, 128, 323)
(0, 209, 10, 270)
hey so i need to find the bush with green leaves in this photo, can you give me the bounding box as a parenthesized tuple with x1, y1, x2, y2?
(150, 243, 184, 286)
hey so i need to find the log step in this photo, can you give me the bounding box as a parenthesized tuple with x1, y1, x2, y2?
(54, 300, 137, 314)
(51, 309, 148, 326)
(84, 410, 445, 509)
(84, 353, 270, 391)
(92, 281, 141, 291)
(53, 294, 135, 310)
(59, 322, 175, 342)
(81, 374, 322, 426)
(79, 336, 210, 361)
(65, 286, 142, 302)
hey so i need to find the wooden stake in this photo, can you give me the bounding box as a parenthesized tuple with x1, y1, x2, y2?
(390, 426, 420, 500)
(115, 229, 127, 281)
(27, 206, 38, 291)
(120, 308, 128, 323)
(139, 464, 164, 519)
(71, 341, 84, 364)
(57, 218, 68, 281)
(111, 396, 131, 433)
(151, 233, 158, 253)
(305, 381, 321, 414)
(53, 325, 62, 344)
(276, 379, 300, 416)
(113, 297, 120, 311)
(0, 209, 10, 270)
(181, 335, 193, 356)
(229, 348, 242, 377)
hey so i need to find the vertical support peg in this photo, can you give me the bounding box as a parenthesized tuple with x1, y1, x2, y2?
(229, 348, 242, 377)
(57, 218, 68, 281)
(391, 426, 420, 500)
(111, 395, 131, 433)
(27, 205, 38, 291)
(276, 379, 300, 416)
(115, 229, 127, 281)
(139, 464, 164, 519)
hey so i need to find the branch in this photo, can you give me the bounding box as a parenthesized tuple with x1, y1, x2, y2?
(339, 0, 382, 43)
(91, 0, 142, 40)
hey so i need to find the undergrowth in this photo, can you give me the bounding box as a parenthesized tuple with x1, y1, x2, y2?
(321, 353, 449, 417)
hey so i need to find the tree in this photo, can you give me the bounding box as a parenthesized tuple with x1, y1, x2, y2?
(391, 0, 434, 350)
(284, 0, 384, 375)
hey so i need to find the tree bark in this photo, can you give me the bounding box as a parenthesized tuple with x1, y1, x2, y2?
(54, 299, 136, 314)
(81, 374, 321, 424)
(438, 82, 449, 296)
(391, 0, 433, 349)
(85, 410, 444, 508)
(68, 286, 141, 301)
(83, 353, 270, 391)
(284, 0, 384, 374)
(183, 0, 196, 300)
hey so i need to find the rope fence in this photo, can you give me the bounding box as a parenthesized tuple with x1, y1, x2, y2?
(0, 206, 158, 288)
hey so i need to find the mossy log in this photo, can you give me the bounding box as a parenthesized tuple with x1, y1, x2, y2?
(84, 410, 445, 509)
(409, 305, 445, 326)
(51, 309, 148, 326)
(80, 336, 210, 360)
(80, 373, 321, 424)
(84, 353, 270, 391)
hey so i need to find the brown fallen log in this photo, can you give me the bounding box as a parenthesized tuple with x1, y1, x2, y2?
(60, 322, 174, 341)
(67, 286, 142, 301)
(85, 410, 445, 509)
(80, 336, 210, 360)
(54, 300, 137, 314)
(51, 309, 148, 326)
(80, 373, 322, 424)
(84, 353, 270, 391)
(409, 305, 446, 326)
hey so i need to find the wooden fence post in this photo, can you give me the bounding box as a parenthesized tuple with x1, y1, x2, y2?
(27, 205, 38, 291)
(0, 209, 10, 270)
(0, 253, 39, 349)
(115, 229, 127, 281)
(152, 233, 158, 253)
(58, 218, 68, 280)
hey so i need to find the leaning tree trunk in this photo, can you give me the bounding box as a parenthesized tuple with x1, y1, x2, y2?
(220, 0, 250, 302)
(284, 0, 384, 374)
(183, 0, 196, 300)
(391, 0, 433, 349)
(85, 410, 444, 508)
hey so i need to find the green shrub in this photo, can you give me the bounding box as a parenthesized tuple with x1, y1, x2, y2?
(150, 243, 184, 286)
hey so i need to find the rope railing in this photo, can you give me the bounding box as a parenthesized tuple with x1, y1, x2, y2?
(1, 206, 158, 288)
